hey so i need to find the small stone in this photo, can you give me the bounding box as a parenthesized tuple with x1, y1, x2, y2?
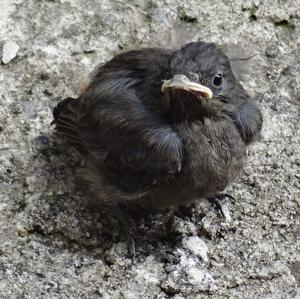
(103, 243, 127, 266)
(17, 224, 28, 238)
(73, 260, 83, 268)
(186, 267, 205, 284)
(185, 267, 216, 291)
(170, 217, 197, 235)
(2, 41, 20, 64)
(35, 134, 50, 146)
(182, 236, 209, 262)
(160, 280, 180, 295)
(104, 249, 117, 265)
(265, 45, 279, 58)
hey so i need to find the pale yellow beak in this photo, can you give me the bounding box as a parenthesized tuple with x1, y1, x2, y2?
(161, 74, 213, 99)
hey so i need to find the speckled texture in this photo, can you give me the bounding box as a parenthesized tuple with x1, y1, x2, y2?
(0, 0, 299, 298)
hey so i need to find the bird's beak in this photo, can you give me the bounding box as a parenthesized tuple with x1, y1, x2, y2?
(161, 74, 213, 99)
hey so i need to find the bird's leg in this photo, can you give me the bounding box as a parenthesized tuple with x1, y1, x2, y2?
(114, 203, 137, 263)
(207, 193, 235, 222)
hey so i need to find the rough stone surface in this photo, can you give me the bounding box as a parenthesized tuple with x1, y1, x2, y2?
(0, 0, 299, 298)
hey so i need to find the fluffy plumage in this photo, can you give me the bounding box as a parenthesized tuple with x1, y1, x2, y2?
(52, 42, 262, 207)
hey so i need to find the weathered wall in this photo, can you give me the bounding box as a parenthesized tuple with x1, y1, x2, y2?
(0, 0, 299, 298)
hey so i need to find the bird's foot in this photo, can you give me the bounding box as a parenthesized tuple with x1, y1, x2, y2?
(114, 203, 137, 264)
(207, 193, 235, 222)
(127, 232, 136, 263)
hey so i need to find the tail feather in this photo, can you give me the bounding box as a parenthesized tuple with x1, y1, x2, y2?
(52, 97, 76, 125)
(52, 97, 87, 154)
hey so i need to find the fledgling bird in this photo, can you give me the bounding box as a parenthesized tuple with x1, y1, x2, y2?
(52, 42, 262, 209)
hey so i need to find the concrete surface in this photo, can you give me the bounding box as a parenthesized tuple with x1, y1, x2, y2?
(0, 0, 299, 298)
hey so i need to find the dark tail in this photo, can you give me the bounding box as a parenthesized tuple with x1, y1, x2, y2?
(51, 97, 86, 153)
(51, 97, 76, 125)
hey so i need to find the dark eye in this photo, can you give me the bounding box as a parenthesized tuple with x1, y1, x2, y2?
(213, 73, 223, 86)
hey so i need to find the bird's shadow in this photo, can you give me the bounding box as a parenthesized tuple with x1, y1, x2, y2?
(26, 132, 199, 264)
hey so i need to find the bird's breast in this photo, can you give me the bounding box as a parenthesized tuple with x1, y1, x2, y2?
(175, 118, 246, 196)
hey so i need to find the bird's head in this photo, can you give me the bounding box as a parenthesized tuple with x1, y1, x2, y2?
(161, 42, 250, 122)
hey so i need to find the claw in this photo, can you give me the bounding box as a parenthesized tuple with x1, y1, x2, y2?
(207, 193, 235, 223)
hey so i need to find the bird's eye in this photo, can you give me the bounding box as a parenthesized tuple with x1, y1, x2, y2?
(213, 73, 223, 86)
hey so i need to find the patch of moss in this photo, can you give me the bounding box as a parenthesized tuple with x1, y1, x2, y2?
(11, 106, 22, 115)
(242, 5, 258, 22)
(40, 73, 50, 81)
(179, 14, 198, 24)
(178, 7, 198, 24)
(274, 18, 296, 30)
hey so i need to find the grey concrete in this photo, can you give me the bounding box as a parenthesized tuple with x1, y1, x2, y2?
(0, 0, 299, 298)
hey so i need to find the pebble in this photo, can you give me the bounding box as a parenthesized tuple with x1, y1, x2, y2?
(35, 134, 50, 146)
(182, 236, 209, 262)
(2, 41, 20, 64)
(17, 224, 28, 238)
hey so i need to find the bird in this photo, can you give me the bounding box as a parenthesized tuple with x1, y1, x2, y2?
(52, 41, 263, 211)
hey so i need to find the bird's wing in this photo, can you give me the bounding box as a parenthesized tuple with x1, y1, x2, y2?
(54, 48, 183, 195)
(75, 80, 183, 193)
